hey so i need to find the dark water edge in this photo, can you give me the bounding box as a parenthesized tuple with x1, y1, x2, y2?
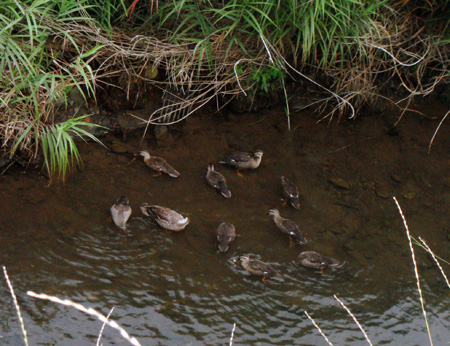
(0, 102, 449, 345)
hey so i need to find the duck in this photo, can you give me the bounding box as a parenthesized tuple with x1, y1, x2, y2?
(140, 203, 189, 231)
(218, 150, 263, 176)
(236, 255, 283, 284)
(206, 164, 231, 198)
(110, 196, 132, 229)
(298, 251, 339, 270)
(139, 150, 180, 178)
(267, 208, 307, 246)
(216, 222, 236, 252)
(281, 176, 300, 209)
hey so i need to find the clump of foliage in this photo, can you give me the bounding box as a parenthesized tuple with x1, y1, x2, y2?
(2, 0, 450, 181)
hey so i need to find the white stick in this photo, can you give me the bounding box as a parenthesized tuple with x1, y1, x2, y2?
(3, 266, 28, 346)
(27, 291, 142, 346)
(96, 306, 115, 346)
(393, 196, 433, 346)
(229, 323, 236, 346)
(418, 236, 450, 289)
(334, 295, 373, 346)
(304, 311, 333, 346)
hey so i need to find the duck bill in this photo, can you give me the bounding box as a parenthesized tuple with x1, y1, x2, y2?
(221, 190, 232, 198)
(290, 198, 300, 209)
(295, 236, 308, 245)
(218, 241, 229, 252)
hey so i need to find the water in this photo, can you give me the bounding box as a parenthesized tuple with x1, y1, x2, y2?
(0, 105, 449, 345)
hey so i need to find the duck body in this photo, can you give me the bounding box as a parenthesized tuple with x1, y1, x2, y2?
(111, 196, 132, 229)
(216, 222, 236, 252)
(281, 176, 300, 209)
(218, 150, 263, 171)
(298, 251, 339, 269)
(140, 150, 180, 178)
(206, 164, 231, 198)
(239, 255, 283, 282)
(267, 208, 307, 245)
(140, 203, 189, 231)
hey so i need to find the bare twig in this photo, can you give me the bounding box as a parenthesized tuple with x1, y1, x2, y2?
(304, 311, 333, 346)
(229, 323, 236, 346)
(428, 109, 450, 154)
(333, 295, 373, 346)
(3, 266, 29, 346)
(418, 236, 450, 289)
(96, 307, 115, 346)
(393, 197, 433, 346)
(27, 291, 142, 346)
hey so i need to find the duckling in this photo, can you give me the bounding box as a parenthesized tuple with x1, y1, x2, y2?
(267, 208, 307, 246)
(216, 222, 236, 252)
(218, 150, 263, 176)
(281, 176, 300, 209)
(110, 196, 132, 230)
(236, 255, 283, 284)
(298, 251, 339, 270)
(206, 164, 231, 198)
(140, 203, 189, 231)
(139, 150, 180, 178)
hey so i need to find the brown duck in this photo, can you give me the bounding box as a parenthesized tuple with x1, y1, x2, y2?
(267, 208, 307, 246)
(281, 176, 300, 209)
(206, 164, 231, 198)
(110, 196, 132, 230)
(140, 203, 189, 231)
(140, 150, 180, 178)
(298, 251, 339, 270)
(237, 255, 283, 284)
(218, 150, 263, 176)
(216, 222, 236, 252)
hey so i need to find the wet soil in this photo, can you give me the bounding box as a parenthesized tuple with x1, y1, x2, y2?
(0, 99, 449, 345)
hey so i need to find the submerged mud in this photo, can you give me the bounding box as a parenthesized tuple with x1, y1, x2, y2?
(0, 101, 449, 345)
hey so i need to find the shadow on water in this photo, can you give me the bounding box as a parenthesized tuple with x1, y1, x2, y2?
(0, 103, 449, 345)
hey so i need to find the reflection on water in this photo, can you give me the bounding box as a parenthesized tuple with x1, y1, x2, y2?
(0, 107, 449, 345)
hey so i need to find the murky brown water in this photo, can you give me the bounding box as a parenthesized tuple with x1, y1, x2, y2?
(1, 102, 449, 345)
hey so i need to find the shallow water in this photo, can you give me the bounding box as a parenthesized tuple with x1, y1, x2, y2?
(0, 103, 449, 345)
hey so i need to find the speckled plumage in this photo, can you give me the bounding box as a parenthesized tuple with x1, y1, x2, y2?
(216, 222, 236, 252)
(267, 208, 307, 245)
(298, 251, 339, 269)
(281, 176, 300, 209)
(238, 255, 283, 282)
(111, 196, 132, 229)
(206, 164, 231, 198)
(140, 203, 189, 231)
(140, 150, 180, 178)
(218, 150, 263, 171)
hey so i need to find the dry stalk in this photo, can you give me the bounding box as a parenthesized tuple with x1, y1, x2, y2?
(393, 196, 433, 346)
(304, 311, 334, 346)
(428, 109, 450, 154)
(333, 294, 373, 346)
(229, 322, 236, 346)
(27, 291, 142, 346)
(418, 236, 450, 289)
(2, 266, 29, 346)
(96, 306, 115, 346)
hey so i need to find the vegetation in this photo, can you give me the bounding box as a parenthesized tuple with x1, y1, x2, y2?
(1, 0, 450, 180)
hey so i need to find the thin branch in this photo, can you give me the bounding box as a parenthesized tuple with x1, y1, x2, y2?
(27, 291, 142, 346)
(3, 266, 28, 346)
(96, 307, 115, 346)
(393, 197, 433, 346)
(418, 236, 450, 289)
(334, 295, 373, 346)
(304, 311, 334, 346)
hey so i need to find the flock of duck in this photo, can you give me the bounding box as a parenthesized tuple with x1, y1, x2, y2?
(110, 149, 339, 284)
